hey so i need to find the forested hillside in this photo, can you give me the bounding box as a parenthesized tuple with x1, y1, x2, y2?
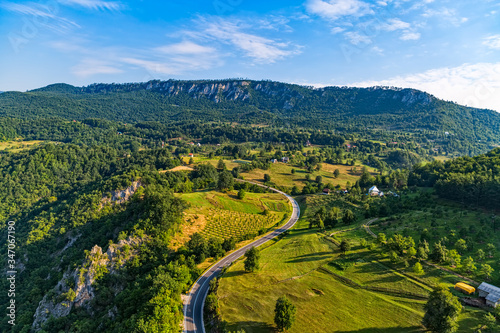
(0, 80, 499, 156)
(409, 147, 500, 209)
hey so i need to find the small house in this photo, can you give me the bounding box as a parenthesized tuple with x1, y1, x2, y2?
(270, 159, 278, 164)
(478, 282, 500, 308)
(188, 153, 194, 158)
(368, 186, 380, 196)
(454, 282, 475, 295)
(281, 156, 290, 163)
(322, 188, 330, 195)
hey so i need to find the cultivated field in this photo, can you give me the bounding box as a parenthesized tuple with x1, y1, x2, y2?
(170, 190, 290, 249)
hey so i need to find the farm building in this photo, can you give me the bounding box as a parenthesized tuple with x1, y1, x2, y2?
(281, 156, 290, 163)
(322, 188, 330, 195)
(368, 186, 380, 196)
(478, 282, 500, 308)
(188, 153, 194, 157)
(454, 282, 475, 295)
(270, 159, 278, 163)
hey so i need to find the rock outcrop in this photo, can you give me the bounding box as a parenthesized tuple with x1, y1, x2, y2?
(32, 237, 145, 331)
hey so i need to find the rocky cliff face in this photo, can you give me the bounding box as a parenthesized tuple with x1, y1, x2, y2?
(32, 237, 145, 331)
(101, 180, 143, 206)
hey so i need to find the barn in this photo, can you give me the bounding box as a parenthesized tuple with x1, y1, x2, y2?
(478, 282, 500, 308)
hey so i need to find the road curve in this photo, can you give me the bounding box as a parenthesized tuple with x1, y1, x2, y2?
(183, 180, 301, 333)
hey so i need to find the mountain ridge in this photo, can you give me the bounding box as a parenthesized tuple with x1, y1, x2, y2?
(1, 79, 499, 148)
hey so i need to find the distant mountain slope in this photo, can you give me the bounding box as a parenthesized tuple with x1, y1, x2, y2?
(1, 79, 499, 143)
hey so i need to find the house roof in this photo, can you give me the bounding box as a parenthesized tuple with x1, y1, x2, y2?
(368, 186, 379, 192)
(486, 293, 500, 303)
(479, 282, 500, 294)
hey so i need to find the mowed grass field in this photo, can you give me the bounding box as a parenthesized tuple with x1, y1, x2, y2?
(170, 190, 290, 249)
(218, 219, 427, 333)
(218, 218, 486, 333)
(0, 140, 46, 152)
(240, 162, 367, 189)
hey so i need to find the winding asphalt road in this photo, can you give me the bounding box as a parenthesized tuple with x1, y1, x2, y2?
(183, 181, 301, 333)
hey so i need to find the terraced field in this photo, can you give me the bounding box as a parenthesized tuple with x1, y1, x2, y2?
(171, 191, 291, 248)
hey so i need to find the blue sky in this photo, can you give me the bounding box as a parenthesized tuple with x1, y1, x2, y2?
(1, 0, 500, 111)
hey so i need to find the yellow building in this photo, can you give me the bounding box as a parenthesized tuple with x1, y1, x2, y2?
(454, 282, 475, 295)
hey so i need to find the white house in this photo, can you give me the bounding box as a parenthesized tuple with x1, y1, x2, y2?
(478, 282, 500, 308)
(368, 186, 380, 196)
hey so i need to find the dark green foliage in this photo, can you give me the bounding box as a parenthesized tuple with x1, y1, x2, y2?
(274, 296, 297, 332)
(340, 239, 351, 254)
(422, 285, 462, 333)
(409, 148, 500, 210)
(217, 170, 234, 191)
(244, 247, 260, 272)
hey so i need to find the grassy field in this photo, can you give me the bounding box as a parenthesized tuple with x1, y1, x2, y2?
(170, 190, 290, 249)
(0, 140, 46, 152)
(218, 219, 427, 333)
(217, 210, 486, 333)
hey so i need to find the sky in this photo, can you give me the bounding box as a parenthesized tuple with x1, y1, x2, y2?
(0, 0, 500, 111)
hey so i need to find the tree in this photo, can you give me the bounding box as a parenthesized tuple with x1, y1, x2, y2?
(431, 242, 447, 263)
(462, 256, 476, 274)
(377, 233, 386, 244)
(188, 157, 194, 164)
(447, 249, 461, 267)
(237, 189, 246, 200)
(315, 175, 323, 184)
(477, 249, 485, 261)
(244, 247, 260, 272)
(407, 246, 417, 258)
(413, 262, 424, 275)
(481, 264, 494, 280)
(264, 174, 271, 183)
(342, 209, 356, 225)
(291, 168, 295, 175)
(339, 239, 351, 255)
(422, 285, 462, 333)
(333, 169, 340, 178)
(455, 239, 467, 254)
(417, 246, 428, 260)
(217, 159, 226, 171)
(217, 170, 234, 191)
(486, 243, 496, 257)
(274, 296, 296, 332)
(483, 312, 498, 332)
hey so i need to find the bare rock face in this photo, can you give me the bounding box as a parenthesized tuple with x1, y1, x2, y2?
(32, 237, 145, 331)
(102, 180, 143, 205)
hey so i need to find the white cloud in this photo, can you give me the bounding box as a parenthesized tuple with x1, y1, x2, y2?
(380, 18, 410, 31)
(120, 58, 181, 75)
(72, 58, 123, 77)
(195, 18, 300, 63)
(371, 46, 384, 54)
(349, 63, 500, 112)
(483, 35, 500, 50)
(156, 41, 216, 55)
(58, 0, 123, 11)
(345, 31, 372, 45)
(305, 0, 373, 21)
(400, 31, 420, 40)
(331, 27, 345, 34)
(0, 2, 79, 32)
(422, 8, 468, 26)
